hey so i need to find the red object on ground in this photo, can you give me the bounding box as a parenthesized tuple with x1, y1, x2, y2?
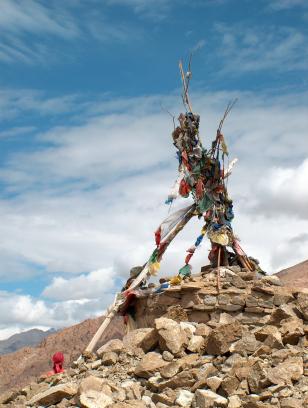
(47, 352, 65, 376)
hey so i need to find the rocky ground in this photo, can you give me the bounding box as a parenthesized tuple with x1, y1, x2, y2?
(0, 266, 307, 407)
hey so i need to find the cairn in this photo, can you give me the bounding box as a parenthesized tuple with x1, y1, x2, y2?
(1, 268, 307, 407)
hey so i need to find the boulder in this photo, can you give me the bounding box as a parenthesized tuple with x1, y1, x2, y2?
(203, 295, 217, 306)
(78, 376, 112, 395)
(27, 383, 77, 406)
(220, 375, 240, 396)
(79, 390, 113, 408)
(97, 339, 123, 356)
(194, 389, 228, 408)
(187, 335, 204, 353)
(175, 390, 194, 407)
(152, 389, 176, 405)
(280, 318, 304, 345)
(121, 380, 142, 400)
(155, 317, 188, 355)
(267, 357, 303, 385)
(269, 304, 297, 325)
(247, 361, 270, 393)
(123, 328, 158, 352)
(230, 332, 260, 355)
(134, 352, 168, 378)
(261, 275, 282, 286)
(228, 395, 242, 408)
(179, 321, 196, 336)
(163, 304, 188, 322)
(254, 325, 281, 342)
(273, 291, 294, 306)
(158, 370, 196, 390)
(195, 323, 212, 337)
(296, 293, 308, 320)
(162, 351, 174, 362)
(205, 321, 242, 355)
(160, 360, 182, 379)
(280, 398, 303, 408)
(101, 351, 118, 365)
(205, 376, 222, 392)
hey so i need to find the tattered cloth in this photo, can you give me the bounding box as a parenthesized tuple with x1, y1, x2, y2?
(155, 204, 195, 246)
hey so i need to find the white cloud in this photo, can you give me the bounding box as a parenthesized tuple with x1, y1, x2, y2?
(0, 249, 37, 281)
(105, 0, 175, 20)
(0, 89, 87, 121)
(267, 0, 308, 11)
(250, 159, 308, 220)
(0, 290, 111, 340)
(215, 23, 308, 73)
(191, 39, 206, 53)
(43, 268, 117, 301)
(0, 0, 79, 38)
(0, 1, 143, 64)
(0, 88, 307, 337)
(0, 126, 36, 139)
(0, 0, 80, 63)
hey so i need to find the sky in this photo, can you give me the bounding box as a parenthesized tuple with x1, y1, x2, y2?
(0, 0, 307, 340)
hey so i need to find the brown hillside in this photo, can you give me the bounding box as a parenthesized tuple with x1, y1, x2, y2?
(0, 315, 124, 393)
(1, 266, 307, 407)
(276, 259, 308, 290)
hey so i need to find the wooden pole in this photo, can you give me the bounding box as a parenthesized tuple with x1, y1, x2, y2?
(85, 309, 117, 354)
(83, 205, 196, 355)
(217, 246, 221, 292)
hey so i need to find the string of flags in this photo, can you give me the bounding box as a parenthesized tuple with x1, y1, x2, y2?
(146, 59, 262, 283)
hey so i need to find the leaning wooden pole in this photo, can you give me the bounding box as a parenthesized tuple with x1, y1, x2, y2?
(217, 246, 221, 293)
(83, 205, 196, 355)
(85, 307, 117, 354)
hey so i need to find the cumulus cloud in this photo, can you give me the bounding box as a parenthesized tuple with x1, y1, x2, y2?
(0, 88, 307, 337)
(43, 268, 117, 301)
(250, 159, 308, 220)
(0, 290, 111, 340)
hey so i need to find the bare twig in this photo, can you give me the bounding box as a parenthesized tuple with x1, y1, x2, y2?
(218, 98, 238, 133)
(160, 102, 176, 129)
(179, 57, 193, 113)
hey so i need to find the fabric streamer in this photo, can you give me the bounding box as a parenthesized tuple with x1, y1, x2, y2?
(179, 179, 191, 197)
(154, 204, 195, 246)
(178, 224, 207, 276)
(165, 167, 185, 204)
(224, 158, 238, 179)
(233, 239, 246, 257)
(179, 264, 192, 277)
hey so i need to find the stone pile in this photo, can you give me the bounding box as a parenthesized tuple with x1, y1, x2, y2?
(0, 267, 307, 407)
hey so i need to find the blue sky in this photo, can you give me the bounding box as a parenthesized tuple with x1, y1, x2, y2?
(0, 0, 307, 339)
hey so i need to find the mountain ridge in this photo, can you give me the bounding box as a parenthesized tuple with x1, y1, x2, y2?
(276, 259, 308, 290)
(0, 328, 56, 355)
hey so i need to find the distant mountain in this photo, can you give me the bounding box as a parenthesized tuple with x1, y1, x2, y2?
(0, 328, 56, 355)
(0, 315, 124, 393)
(276, 259, 308, 290)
